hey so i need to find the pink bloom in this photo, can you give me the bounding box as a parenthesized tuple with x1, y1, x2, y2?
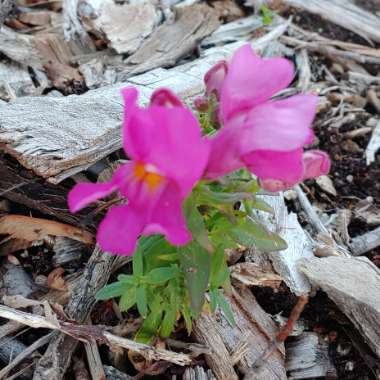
(68, 87, 210, 255)
(204, 44, 330, 189)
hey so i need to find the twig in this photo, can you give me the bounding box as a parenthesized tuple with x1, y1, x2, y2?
(244, 295, 309, 379)
(0, 332, 54, 379)
(0, 305, 192, 366)
(84, 338, 106, 380)
(295, 185, 351, 257)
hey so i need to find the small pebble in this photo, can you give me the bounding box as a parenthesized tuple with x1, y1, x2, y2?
(345, 361, 354, 371)
(346, 175, 354, 183)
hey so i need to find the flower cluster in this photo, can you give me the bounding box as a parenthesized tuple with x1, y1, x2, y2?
(69, 44, 330, 255)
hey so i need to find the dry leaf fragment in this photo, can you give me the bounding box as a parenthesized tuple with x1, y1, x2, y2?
(0, 215, 93, 255)
(47, 268, 68, 291)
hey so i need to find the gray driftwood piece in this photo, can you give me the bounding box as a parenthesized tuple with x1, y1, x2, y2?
(255, 194, 314, 295)
(122, 3, 220, 77)
(286, 332, 335, 379)
(0, 21, 289, 184)
(193, 288, 286, 380)
(281, 0, 380, 43)
(79, 0, 161, 55)
(350, 226, 380, 255)
(299, 256, 380, 358)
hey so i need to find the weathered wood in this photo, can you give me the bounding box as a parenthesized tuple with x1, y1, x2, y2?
(193, 288, 286, 380)
(103, 366, 133, 380)
(286, 332, 335, 379)
(63, 0, 95, 51)
(0, 0, 14, 25)
(282, 0, 380, 43)
(0, 158, 99, 227)
(79, 0, 161, 55)
(256, 194, 314, 295)
(299, 256, 380, 357)
(0, 22, 289, 183)
(0, 61, 37, 100)
(122, 3, 220, 77)
(350, 226, 380, 255)
(33, 245, 119, 380)
(183, 366, 217, 380)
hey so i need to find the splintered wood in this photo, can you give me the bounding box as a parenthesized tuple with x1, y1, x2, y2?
(193, 288, 286, 380)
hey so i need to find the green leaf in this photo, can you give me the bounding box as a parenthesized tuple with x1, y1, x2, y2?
(140, 235, 178, 273)
(251, 197, 274, 214)
(119, 286, 136, 312)
(229, 218, 287, 252)
(160, 306, 177, 338)
(179, 242, 211, 316)
(133, 246, 144, 277)
(184, 195, 213, 252)
(117, 274, 135, 285)
(136, 286, 148, 317)
(217, 292, 235, 325)
(210, 246, 229, 288)
(95, 282, 128, 300)
(198, 185, 252, 206)
(210, 288, 218, 313)
(181, 301, 193, 335)
(144, 266, 178, 285)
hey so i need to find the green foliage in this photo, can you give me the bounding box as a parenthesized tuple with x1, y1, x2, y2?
(96, 169, 288, 342)
(260, 4, 274, 25)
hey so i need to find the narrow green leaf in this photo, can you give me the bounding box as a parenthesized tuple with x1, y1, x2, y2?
(135, 295, 163, 343)
(117, 274, 135, 285)
(119, 286, 136, 312)
(229, 218, 287, 252)
(198, 185, 252, 206)
(210, 288, 218, 313)
(136, 286, 148, 317)
(184, 195, 213, 252)
(160, 306, 177, 338)
(181, 304, 192, 335)
(217, 292, 235, 325)
(210, 247, 229, 288)
(251, 197, 274, 214)
(144, 267, 178, 285)
(133, 246, 144, 277)
(179, 242, 211, 316)
(95, 282, 127, 300)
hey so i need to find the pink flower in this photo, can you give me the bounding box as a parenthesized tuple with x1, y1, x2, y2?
(68, 88, 210, 255)
(204, 44, 330, 189)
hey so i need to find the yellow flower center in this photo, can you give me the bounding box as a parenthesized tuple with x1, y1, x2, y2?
(133, 162, 163, 191)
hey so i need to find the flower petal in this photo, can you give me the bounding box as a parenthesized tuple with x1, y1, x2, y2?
(240, 94, 318, 153)
(144, 182, 191, 245)
(68, 182, 117, 213)
(97, 205, 145, 255)
(303, 150, 331, 179)
(204, 60, 228, 100)
(150, 88, 183, 108)
(220, 44, 294, 121)
(204, 119, 246, 178)
(244, 148, 304, 183)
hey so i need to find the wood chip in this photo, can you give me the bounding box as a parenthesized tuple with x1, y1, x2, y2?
(299, 256, 380, 357)
(286, 332, 335, 379)
(80, 0, 161, 55)
(365, 120, 380, 165)
(123, 3, 220, 76)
